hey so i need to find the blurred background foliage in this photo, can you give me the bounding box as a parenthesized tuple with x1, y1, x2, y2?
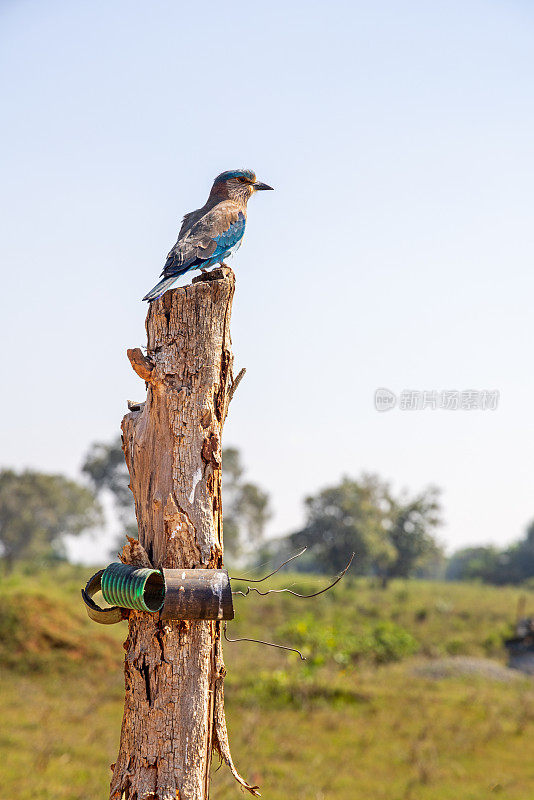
(0, 470, 102, 573)
(1, 566, 534, 799)
(3, 438, 534, 587)
(3, 443, 534, 798)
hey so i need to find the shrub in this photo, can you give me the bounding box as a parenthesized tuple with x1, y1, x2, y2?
(277, 614, 419, 667)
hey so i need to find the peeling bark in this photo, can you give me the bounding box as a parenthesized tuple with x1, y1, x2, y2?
(127, 348, 155, 382)
(111, 268, 257, 800)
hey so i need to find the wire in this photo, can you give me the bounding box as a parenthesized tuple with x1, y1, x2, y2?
(223, 622, 306, 660)
(230, 547, 307, 583)
(233, 553, 355, 600)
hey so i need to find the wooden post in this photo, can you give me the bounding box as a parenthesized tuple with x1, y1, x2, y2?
(111, 268, 259, 800)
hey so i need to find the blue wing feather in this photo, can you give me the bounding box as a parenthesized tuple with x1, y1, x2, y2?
(157, 203, 247, 287)
(211, 214, 246, 259)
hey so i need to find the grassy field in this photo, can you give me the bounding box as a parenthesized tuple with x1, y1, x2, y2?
(1, 566, 534, 799)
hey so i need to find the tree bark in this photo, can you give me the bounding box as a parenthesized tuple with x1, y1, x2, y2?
(111, 268, 259, 800)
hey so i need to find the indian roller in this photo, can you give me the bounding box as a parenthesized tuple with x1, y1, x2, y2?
(143, 169, 273, 301)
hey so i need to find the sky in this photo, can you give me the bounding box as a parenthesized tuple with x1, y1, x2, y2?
(1, 0, 533, 563)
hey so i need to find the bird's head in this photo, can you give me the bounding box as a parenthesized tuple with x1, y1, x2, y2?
(209, 169, 274, 204)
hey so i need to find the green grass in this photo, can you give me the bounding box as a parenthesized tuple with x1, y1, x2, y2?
(1, 567, 534, 799)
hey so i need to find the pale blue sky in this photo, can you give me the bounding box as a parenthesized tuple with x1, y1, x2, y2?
(1, 0, 533, 561)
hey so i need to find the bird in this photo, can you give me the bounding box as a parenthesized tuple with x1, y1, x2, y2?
(143, 169, 273, 301)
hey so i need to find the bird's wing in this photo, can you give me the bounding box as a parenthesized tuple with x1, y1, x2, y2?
(162, 202, 246, 277)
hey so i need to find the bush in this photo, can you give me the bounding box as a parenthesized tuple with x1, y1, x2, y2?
(277, 614, 419, 667)
(445, 638, 469, 656)
(368, 621, 419, 663)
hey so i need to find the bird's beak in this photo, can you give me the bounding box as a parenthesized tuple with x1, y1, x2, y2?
(253, 181, 274, 191)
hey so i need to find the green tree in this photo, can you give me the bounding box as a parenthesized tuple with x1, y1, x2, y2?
(289, 475, 393, 574)
(446, 522, 534, 586)
(82, 438, 138, 548)
(221, 447, 243, 557)
(0, 469, 102, 572)
(237, 483, 271, 548)
(445, 546, 502, 583)
(503, 522, 534, 584)
(289, 475, 442, 579)
(221, 447, 272, 560)
(382, 487, 442, 583)
(222, 447, 244, 491)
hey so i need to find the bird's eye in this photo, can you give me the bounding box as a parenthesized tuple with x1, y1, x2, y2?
(237, 177, 248, 183)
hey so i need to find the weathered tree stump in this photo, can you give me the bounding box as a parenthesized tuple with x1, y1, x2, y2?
(111, 267, 258, 800)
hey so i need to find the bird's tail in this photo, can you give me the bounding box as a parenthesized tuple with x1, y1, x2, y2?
(142, 275, 179, 302)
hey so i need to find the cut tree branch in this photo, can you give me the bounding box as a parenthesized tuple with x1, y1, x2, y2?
(111, 268, 256, 800)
